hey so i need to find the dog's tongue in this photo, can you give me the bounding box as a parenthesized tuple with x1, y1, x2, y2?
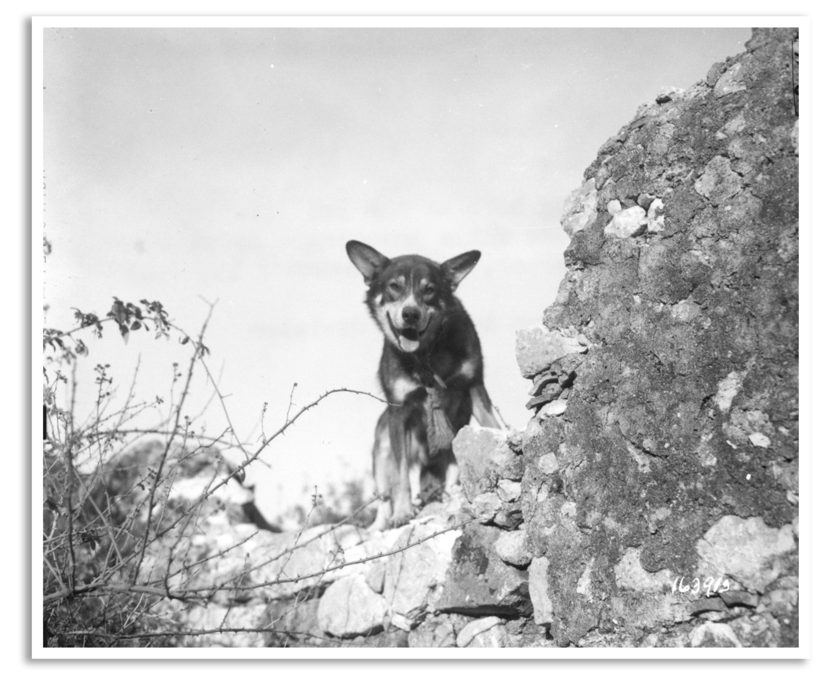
(399, 336, 420, 352)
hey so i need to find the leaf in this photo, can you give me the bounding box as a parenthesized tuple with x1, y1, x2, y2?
(119, 323, 130, 344)
(130, 320, 142, 331)
(179, 335, 189, 345)
(110, 298, 127, 326)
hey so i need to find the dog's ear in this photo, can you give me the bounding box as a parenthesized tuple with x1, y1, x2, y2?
(442, 250, 481, 291)
(346, 241, 389, 285)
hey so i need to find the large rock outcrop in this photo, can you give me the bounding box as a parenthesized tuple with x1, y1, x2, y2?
(515, 27, 799, 647)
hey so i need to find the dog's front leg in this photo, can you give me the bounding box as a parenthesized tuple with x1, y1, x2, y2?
(388, 407, 416, 528)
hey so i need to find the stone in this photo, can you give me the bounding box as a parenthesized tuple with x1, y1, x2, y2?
(646, 198, 665, 233)
(317, 575, 388, 638)
(453, 426, 523, 501)
(496, 479, 522, 502)
(560, 178, 598, 238)
(382, 520, 461, 630)
(614, 548, 673, 592)
(515, 325, 585, 378)
(696, 516, 796, 592)
(436, 523, 532, 617)
(694, 155, 741, 206)
(494, 529, 532, 567)
(749, 432, 771, 448)
(606, 199, 622, 215)
(540, 399, 567, 417)
(528, 557, 554, 626)
(408, 614, 456, 648)
(472, 492, 501, 522)
(604, 205, 647, 238)
(457, 617, 507, 648)
(689, 622, 743, 647)
(537, 452, 560, 475)
(714, 62, 747, 97)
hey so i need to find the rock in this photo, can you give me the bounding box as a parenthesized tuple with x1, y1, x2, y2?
(496, 479, 522, 502)
(528, 557, 554, 626)
(408, 614, 456, 647)
(604, 205, 647, 238)
(317, 575, 388, 638)
(694, 155, 741, 206)
(494, 529, 532, 567)
(457, 617, 507, 648)
(719, 590, 760, 608)
(606, 199, 622, 215)
(646, 198, 665, 233)
(515, 325, 585, 378)
(689, 622, 743, 648)
(560, 178, 598, 238)
(529, 27, 798, 647)
(265, 598, 321, 643)
(714, 62, 746, 97)
(453, 426, 523, 501)
(436, 523, 532, 617)
(539, 399, 567, 417)
(696, 516, 796, 592)
(614, 548, 673, 592)
(472, 492, 501, 522)
(382, 520, 461, 630)
(749, 432, 771, 448)
(537, 452, 560, 475)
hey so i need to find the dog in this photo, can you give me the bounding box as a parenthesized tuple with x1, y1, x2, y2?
(346, 240, 501, 530)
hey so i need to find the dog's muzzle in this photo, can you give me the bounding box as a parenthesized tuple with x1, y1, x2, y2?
(387, 311, 432, 353)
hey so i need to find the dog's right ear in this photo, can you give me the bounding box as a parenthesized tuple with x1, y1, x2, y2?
(346, 241, 389, 285)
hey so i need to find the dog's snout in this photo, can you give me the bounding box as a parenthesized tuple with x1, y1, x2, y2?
(402, 306, 421, 325)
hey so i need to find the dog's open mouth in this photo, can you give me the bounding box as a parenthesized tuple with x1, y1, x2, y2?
(388, 313, 431, 353)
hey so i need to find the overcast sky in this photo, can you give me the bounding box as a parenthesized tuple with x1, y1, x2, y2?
(42, 24, 751, 521)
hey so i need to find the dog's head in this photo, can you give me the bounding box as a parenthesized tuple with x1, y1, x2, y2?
(346, 240, 481, 354)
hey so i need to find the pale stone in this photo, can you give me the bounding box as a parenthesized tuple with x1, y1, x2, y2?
(646, 198, 665, 233)
(317, 575, 388, 638)
(689, 622, 743, 647)
(494, 529, 532, 567)
(749, 432, 771, 448)
(694, 156, 741, 206)
(516, 325, 585, 378)
(715, 370, 746, 412)
(714, 63, 746, 97)
(540, 399, 567, 418)
(560, 178, 598, 238)
(529, 557, 554, 625)
(457, 616, 506, 648)
(696, 516, 796, 592)
(496, 479, 522, 502)
(538, 452, 560, 475)
(604, 205, 647, 239)
(472, 492, 501, 522)
(614, 548, 673, 592)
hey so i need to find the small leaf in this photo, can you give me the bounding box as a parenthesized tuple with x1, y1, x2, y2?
(119, 324, 130, 344)
(179, 335, 189, 345)
(130, 320, 142, 331)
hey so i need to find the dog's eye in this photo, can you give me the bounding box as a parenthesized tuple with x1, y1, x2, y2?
(422, 285, 436, 297)
(387, 281, 401, 295)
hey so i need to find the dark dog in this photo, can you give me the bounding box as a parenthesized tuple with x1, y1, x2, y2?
(346, 240, 500, 530)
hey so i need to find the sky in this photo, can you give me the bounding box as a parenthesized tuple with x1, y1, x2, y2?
(41, 23, 752, 522)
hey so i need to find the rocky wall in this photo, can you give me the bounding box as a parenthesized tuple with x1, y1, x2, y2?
(514, 26, 799, 647)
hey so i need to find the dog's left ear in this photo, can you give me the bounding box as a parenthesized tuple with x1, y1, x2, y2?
(346, 240, 390, 285)
(442, 250, 481, 291)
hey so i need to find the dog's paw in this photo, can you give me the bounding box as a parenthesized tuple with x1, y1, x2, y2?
(389, 511, 415, 529)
